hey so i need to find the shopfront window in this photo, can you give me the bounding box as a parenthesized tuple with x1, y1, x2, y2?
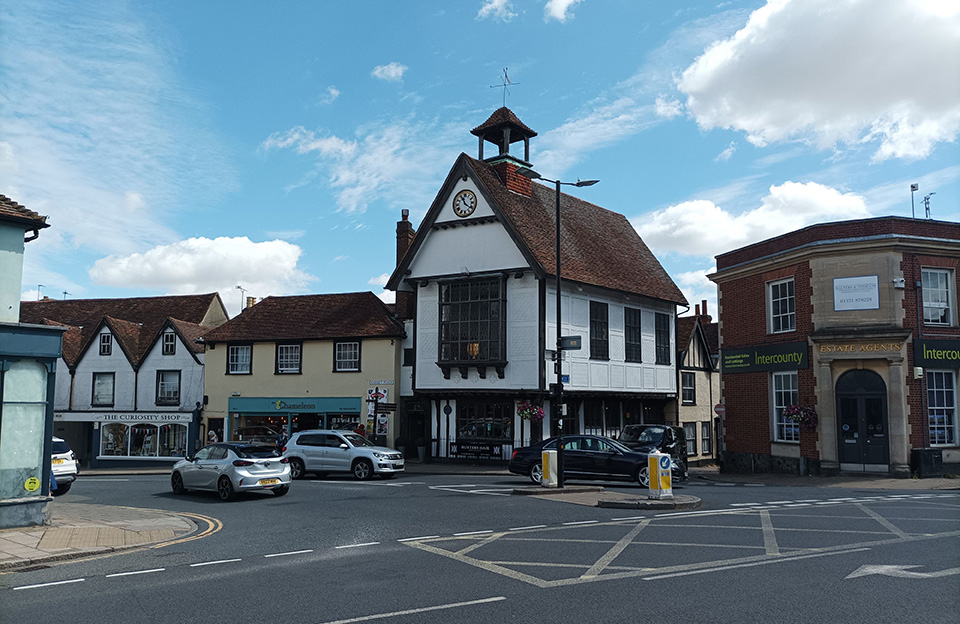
(0, 360, 47, 500)
(159, 424, 188, 456)
(457, 401, 512, 441)
(130, 424, 159, 456)
(101, 423, 129, 456)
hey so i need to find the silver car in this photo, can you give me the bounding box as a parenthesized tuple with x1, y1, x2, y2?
(51, 436, 79, 496)
(171, 442, 291, 501)
(282, 429, 404, 480)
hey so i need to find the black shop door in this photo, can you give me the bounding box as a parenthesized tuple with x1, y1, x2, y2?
(836, 370, 889, 471)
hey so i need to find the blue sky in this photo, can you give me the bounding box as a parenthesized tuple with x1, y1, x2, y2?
(2, 0, 958, 318)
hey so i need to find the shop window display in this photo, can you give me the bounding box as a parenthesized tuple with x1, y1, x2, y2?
(101, 423, 129, 456)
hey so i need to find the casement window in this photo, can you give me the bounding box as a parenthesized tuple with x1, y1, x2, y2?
(773, 371, 800, 442)
(156, 370, 180, 406)
(590, 301, 609, 360)
(701, 421, 712, 455)
(922, 268, 953, 325)
(334, 341, 360, 372)
(927, 370, 957, 445)
(92, 372, 115, 406)
(655, 313, 671, 365)
(99, 333, 112, 356)
(681, 371, 696, 404)
(625, 307, 642, 363)
(438, 278, 505, 363)
(684, 422, 697, 456)
(227, 344, 252, 374)
(276, 343, 302, 374)
(162, 331, 176, 356)
(768, 277, 796, 334)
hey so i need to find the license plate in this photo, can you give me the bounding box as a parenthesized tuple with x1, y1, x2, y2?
(393, 463, 404, 469)
(258, 478, 279, 485)
(52, 459, 64, 464)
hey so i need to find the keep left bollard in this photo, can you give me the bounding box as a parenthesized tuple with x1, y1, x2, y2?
(647, 451, 673, 500)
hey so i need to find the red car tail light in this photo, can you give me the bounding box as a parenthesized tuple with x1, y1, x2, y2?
(232, 459, 254, 467)
(511, 450, 519, 460)
(281, 445, 287, 453)
(279, 457, 290, 464)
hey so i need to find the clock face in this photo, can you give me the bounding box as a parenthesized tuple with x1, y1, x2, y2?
(453, 189, 477, 218)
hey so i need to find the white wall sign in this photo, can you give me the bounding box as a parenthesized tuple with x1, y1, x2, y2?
(55, 412, 193, 423)
(834, 276, 880, 311)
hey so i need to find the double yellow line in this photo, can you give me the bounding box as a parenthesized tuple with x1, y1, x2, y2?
(153, 511, 222, 548)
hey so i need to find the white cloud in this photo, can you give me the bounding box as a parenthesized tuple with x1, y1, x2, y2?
(368, 273, 390, 287)
(678, 0, 960, 161)
(634, 181, 871, 260)
(371, 62, 408, 82)
(332, 255, 348, 262)
(544, 0, 584, 22)
(654, 95, 683, 119)
(675, 266, 717, 318)
(477, 0, 516, 21)
(89, 237, 316, 316)
(715, 141, 736, 162)
(263, 230, 306, 240)
(319, 86, 340, 105)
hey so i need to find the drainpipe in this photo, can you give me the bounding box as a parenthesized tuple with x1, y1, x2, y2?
(916, 272, 929, 449)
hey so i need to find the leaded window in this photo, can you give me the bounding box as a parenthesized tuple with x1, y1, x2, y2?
(655, 313, 671, 365)
(590, 301, 609, 360)
(625, 307, 642, 362)
(457, 400, 513, 441)
(439, 278, 505, 363)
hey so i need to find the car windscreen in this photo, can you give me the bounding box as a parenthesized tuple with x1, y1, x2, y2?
(234, 445, 282, 459)
(52, 441, 71, 454)
(342, 433, 373, 447)
(619, 425, 665, 445)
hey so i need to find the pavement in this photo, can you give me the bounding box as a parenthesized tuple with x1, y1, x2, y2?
(1, 461, 956, 572)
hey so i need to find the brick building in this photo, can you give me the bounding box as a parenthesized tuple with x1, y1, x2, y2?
(709, 217, 960, 476)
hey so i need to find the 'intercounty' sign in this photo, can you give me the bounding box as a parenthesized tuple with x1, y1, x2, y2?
(914, 339, 960, 369)
(721, 342, 808, 374)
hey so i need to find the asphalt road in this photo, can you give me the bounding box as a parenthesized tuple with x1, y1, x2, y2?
(2, 473, 958, 624)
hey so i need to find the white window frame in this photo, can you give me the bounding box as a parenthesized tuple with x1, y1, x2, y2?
(768, 277, 796, 334)
(335, 341, 360, 372)
(772, 370, 799, 442)
(162, 331, 176, 355)
(228, 344, 252, 374)
(681, 371, 696, 404)
(683, 422, 697, 456)
(156, 370, 180, 406)
(92, 372, 115, 406)
(927, 369, 957, 446)
(277, 343, 302, 374)
(99, 333, 112, 356)
(701, 421, 712, 455)
(922, 268, 953, 326)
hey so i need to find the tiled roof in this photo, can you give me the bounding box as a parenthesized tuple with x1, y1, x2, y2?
(466, 155, 686, 304)
(169, 318, 212, 354)
(0, 194, 49, 229)
(201, 292, 405, 343)
(19, 293, 223, 367)
(702, 321, 719, 355)
(677, 316, 698, 350)
(471, 106, 538, 138)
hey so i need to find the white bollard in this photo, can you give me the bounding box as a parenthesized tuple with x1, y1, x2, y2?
(647, 451, 673, 499)
(541, 450, 558, 487)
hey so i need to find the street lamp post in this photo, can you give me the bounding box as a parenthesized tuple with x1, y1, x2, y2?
(518, 168, 598, 488)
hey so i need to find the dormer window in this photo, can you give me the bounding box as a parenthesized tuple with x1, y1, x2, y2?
(99, 333, 112, 356)
(162, 331, 176, 355)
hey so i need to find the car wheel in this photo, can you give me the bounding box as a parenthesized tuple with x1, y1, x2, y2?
(171, 472, 187, 495)
(217, 476, 236, 501)
(352, 459, 373, 480)
(636, 466, 650, 488)
(51, 481, 71, 496)
(529, 462, 543, 485)
(289, 458, 305, 480)
(273, 485, 289, 497)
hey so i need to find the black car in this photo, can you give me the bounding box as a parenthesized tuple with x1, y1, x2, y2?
(509, 434, 682, 487)
(617, 424, 689, 481)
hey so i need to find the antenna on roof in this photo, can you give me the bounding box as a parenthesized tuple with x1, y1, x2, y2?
(62, 291, 71, 300)
(490, 67, 518, 107)
(236, 285, 248, 311)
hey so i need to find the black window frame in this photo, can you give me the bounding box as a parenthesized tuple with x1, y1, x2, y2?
(625, 307, 642, 363)
(438, 277, 507, 365)
(589, 301, 609, 360)
(156, 370, 181, 406)
(92, 372, 115, 407)
(162, 331, 176, 356)
(681, 371, 696, 404)
(99, 333, 112, 356)
(334, 340, 361, 372)
(684, 422, 697, 456)
(227, 343, 253, 375)
(275, 341, 303, 375)
(655, 312, 671, 365)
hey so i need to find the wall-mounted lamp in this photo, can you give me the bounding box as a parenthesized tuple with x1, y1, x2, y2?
(467, 342, 480, 359)
(892, 278, 905, 289)
(231, 392, 241, 397)
(914, 367, 924, 379)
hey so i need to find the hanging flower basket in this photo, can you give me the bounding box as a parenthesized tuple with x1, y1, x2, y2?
(517, 401, 544, 423)
(784, 405, 818, 431)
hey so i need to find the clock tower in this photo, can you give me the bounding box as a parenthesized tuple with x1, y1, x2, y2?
(470, 106, 537, 168)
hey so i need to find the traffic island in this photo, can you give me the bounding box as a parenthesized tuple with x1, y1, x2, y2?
(598, 494, 701, 510)
(511, 485, 701, 510)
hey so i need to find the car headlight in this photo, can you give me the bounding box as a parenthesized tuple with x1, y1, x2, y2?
(373, 452, 387, 459)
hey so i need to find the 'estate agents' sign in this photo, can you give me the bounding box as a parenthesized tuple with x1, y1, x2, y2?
(914, 339, 960, 369)
(721, 342, 808, 373)
(833, 275, 879, 311)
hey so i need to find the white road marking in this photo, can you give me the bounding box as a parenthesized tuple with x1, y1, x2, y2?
(83, 478, 130, 481)
(815, 501, 843, 505)
(795, 499, 819, 503)
(610, 516, 646, 521)
(766, 501, 794, 505)
(829, 498, 856, 501)
(846, 564, 960, 579)
(190, 558, 242, 567)
(14, 578, 85, 590)
(759, 510, 780, 556)
(783, 503, 811, 508)
(264, 549, 314, 558)
(454, 530, 494, 536)
(563, 520, 599, 526)
(316, 596, 506, 624)
(398, 535, 440, 542)
(643, 548, 871, 580)
(509, 525, 548, 531)
(106, 568, 165, 577)
(744, 484, 766, 487)
(336, 542, 380, 549)
(730, 503, 761, 507)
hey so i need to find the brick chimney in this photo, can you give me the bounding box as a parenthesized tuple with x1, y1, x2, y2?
(394, 209, 416, 320)
(700, 299, 712, 323)
(490, 161, 533, 196)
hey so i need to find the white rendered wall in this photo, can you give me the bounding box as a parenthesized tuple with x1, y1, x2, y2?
(0, 225, 26, 323)
(72, 330, 136, 410)
(137, 333, 205, 411)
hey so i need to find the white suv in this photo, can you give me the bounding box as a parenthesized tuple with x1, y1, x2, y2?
(51, 437, 79, 496)
(282, 429, 404, 480)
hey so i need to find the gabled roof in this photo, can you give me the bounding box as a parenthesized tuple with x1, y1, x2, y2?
(201, 292, 405, 343)
(0, 194, 48, 230)
(388, 154, 686, 305)
(678, 315, 719, 367)
(19, 293, 225, 367)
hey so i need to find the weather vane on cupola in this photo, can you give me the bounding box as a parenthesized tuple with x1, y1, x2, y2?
(490, 67, 519, 107)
